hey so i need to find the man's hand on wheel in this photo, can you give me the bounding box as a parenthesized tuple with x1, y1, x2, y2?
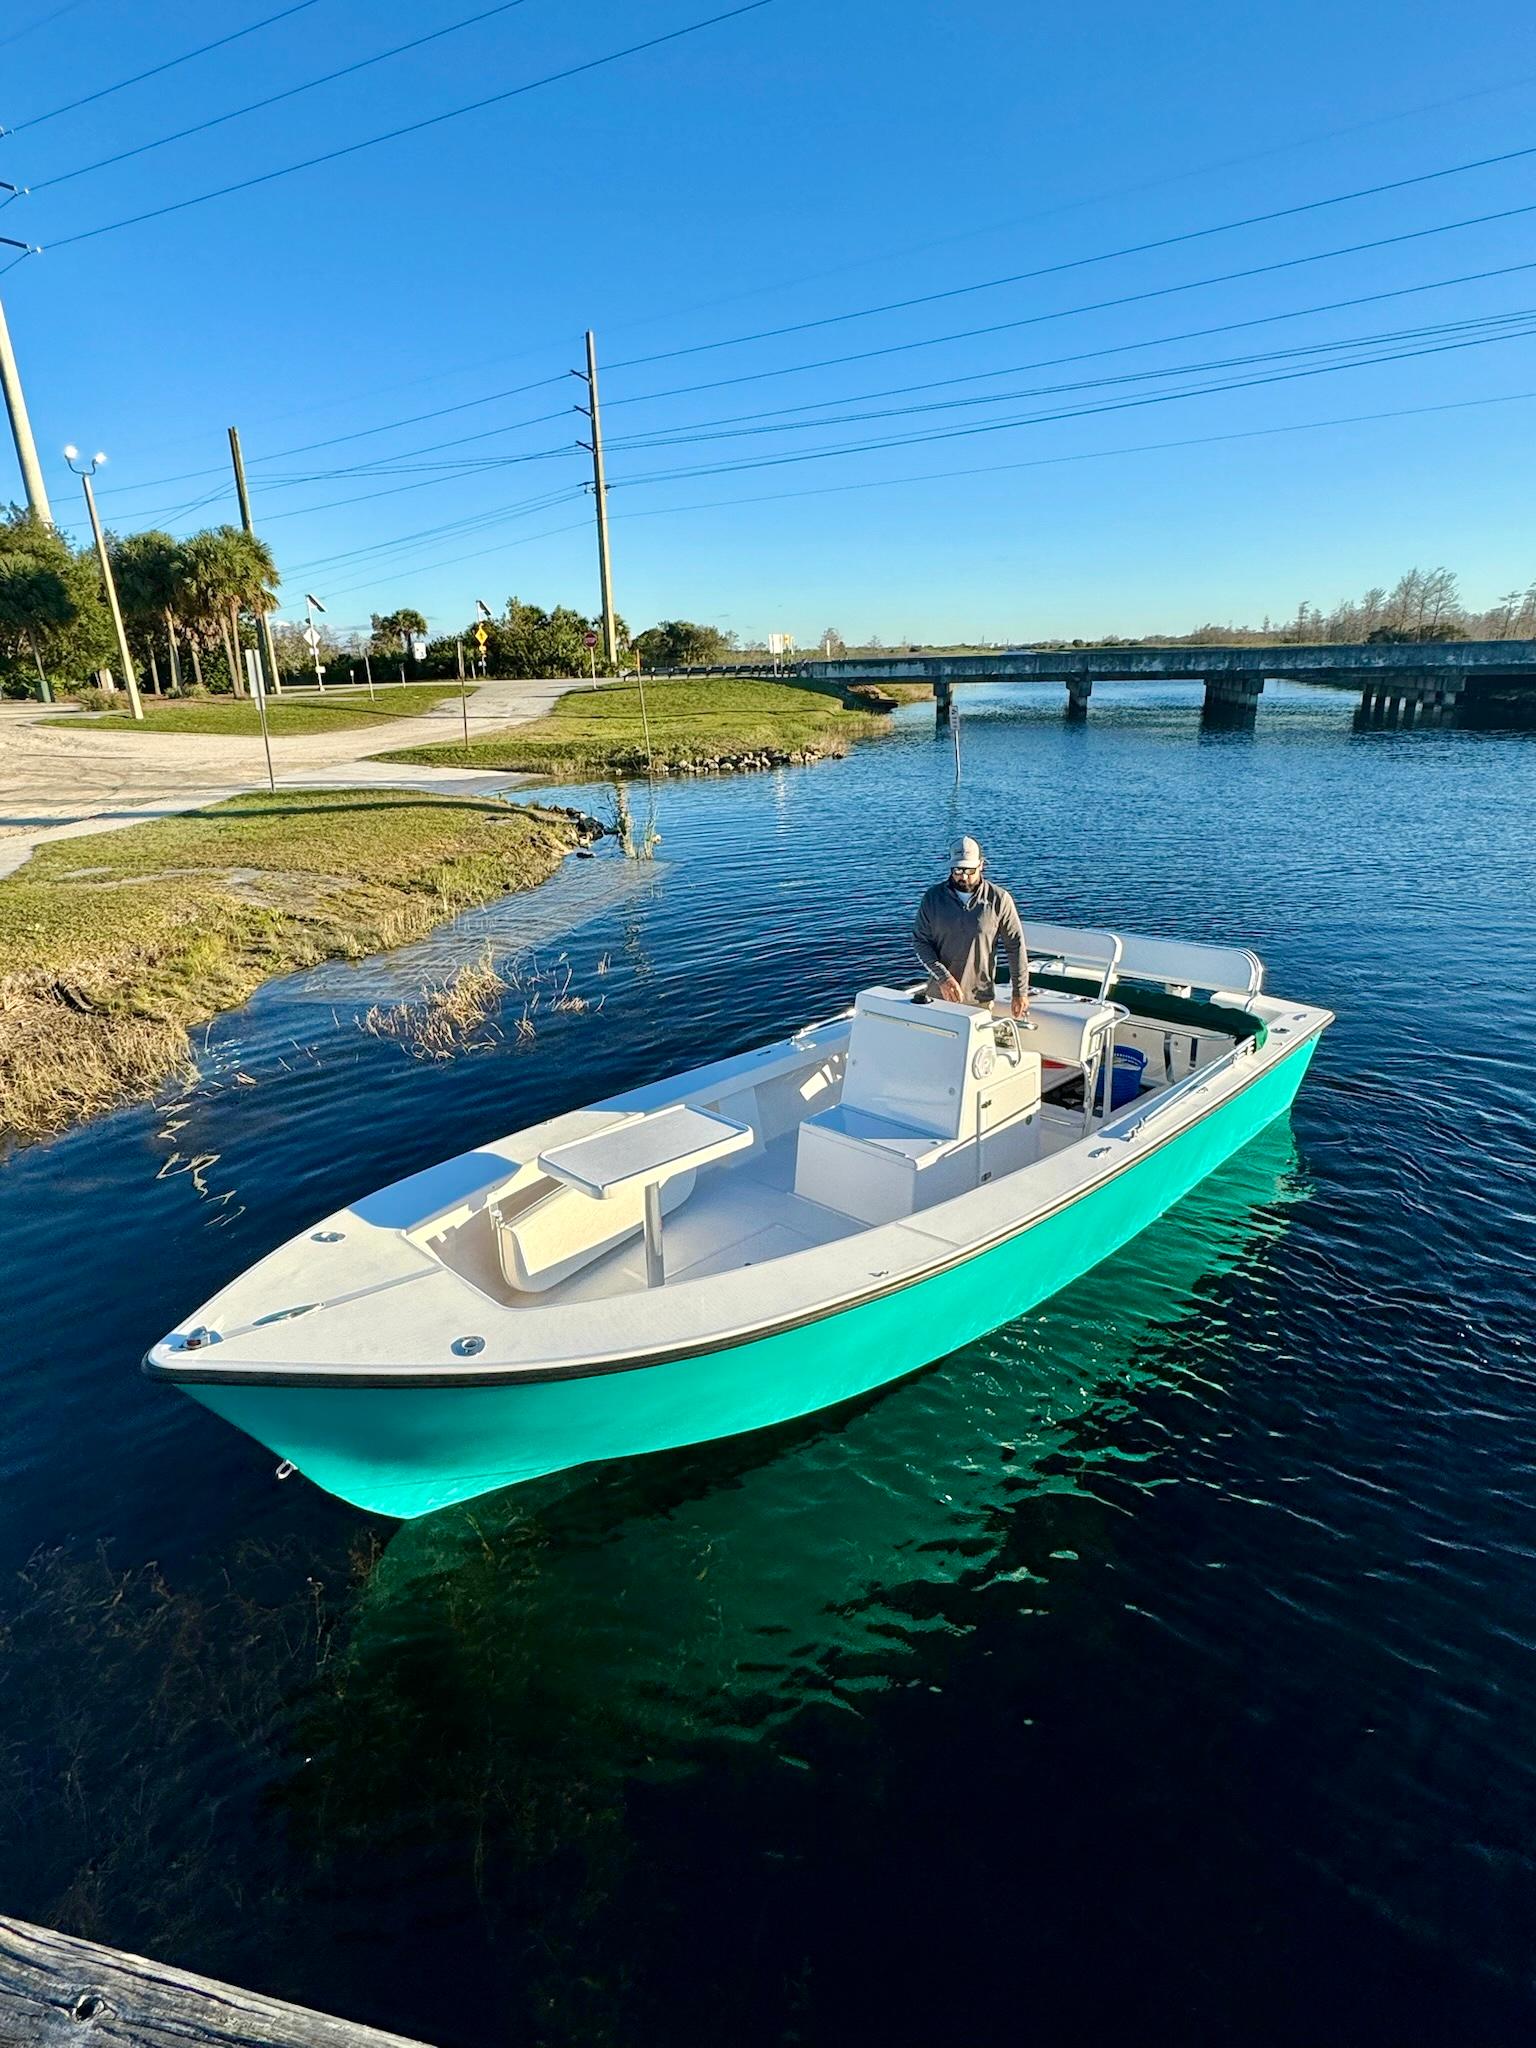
(940, 973, 964, 1003)
(1011, 990, 1029, 1020)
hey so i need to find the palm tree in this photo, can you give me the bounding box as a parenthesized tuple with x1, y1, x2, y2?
(178, 527, 279, 697)
(110, 530, 187, 694)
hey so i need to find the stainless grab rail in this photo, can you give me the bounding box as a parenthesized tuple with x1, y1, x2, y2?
(1099, 1039, 1252, 1143)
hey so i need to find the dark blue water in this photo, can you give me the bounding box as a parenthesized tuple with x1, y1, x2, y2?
(4, 682, 1535, 2044)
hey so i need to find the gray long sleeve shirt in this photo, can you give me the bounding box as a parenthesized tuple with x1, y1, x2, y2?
(913, 878, 1027, 1003)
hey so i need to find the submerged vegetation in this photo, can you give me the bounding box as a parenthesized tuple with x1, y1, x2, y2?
(0, 790, 595, 1144)
(381, 674, 889, 778)
(361, 944, 598, 1061)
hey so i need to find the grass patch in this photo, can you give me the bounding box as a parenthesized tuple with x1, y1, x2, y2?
(0, 789, 592, 1143)
(380, 674, 888, 778)
(47, 685, 457, 738)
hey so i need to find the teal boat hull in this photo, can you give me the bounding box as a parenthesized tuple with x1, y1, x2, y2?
(186, 1034, 1319, 1518)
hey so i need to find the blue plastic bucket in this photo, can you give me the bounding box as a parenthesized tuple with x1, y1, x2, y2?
(1109, 1045, 1147, 1109)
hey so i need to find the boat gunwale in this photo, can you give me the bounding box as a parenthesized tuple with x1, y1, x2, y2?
(143, 1012, 1331, 1394)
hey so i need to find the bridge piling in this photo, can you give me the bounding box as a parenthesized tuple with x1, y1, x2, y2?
(1065, 676, 1091, 721)
(1201, 674, 1264, 722)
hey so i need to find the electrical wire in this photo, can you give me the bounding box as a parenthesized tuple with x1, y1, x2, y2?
(301, 388, 1536, 602)
(599, 311, 1536, 453)
(285, 487, 588, 574)
(316, 516, 593, 602)
(45, 0, 781, 250)
(4, 0, 322, 129)
(30, 0, 538, 192)
(605, 322, 1536, 489)
(92, 374, 572, 500)
(93, 249, 1536, 511)
(80, 62, 1536, 466)
(232, 442, 578, 524)
(0, 0, 94, 53)
(600, 204, 1536, 404)
(600, 388, 1536, 523)
(595, 74, 1536, 351)
(603, 140, 1536, 372)
(603, 258, 1536, 420)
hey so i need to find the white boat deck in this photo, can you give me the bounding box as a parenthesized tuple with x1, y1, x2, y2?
(520, 1100, 1093, 1307)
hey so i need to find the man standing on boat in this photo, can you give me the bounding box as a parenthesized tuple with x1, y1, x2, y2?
(913, 835, 1030, 1017)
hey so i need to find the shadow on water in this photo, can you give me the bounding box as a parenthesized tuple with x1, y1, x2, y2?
(270, 1123, 1323, 2042)
(0, 1122, 1316, 2044)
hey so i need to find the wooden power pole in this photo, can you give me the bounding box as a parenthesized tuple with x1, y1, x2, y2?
(578, 329, 617, 669)
(228, 426, 285, 695)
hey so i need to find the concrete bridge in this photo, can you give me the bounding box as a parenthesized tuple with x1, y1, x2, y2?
(786, 641, 1536, 726)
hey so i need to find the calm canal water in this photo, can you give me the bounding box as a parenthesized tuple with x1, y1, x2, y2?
(3, 680, 1535, 2045)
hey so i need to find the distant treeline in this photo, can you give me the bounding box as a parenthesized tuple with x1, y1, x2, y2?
(1048, 567, 1536, 649)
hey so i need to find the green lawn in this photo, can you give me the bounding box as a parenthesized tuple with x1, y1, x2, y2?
(0, 789, 589, 1143)
(382, 675, 888, 778)
(48, 684, 457, 737)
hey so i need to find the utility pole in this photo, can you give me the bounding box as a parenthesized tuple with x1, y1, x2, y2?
(0, 291, 52, 525)
(574, 329, 617, 669)
(228, 426, 285, 695)
(66, 448, 143, 722)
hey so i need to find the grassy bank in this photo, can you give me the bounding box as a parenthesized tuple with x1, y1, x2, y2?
(47, 685, 455, 738)
(0, 790, 591, 1143)
(381, 675, 888, 778)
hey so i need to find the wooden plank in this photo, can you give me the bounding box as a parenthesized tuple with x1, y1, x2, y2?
(0, 1917, 433, 2048)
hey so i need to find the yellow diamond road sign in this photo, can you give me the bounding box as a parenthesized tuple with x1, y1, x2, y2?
(474, 625, 488, 646)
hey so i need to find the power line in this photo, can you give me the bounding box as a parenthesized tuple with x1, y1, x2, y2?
(285, 487, 587, 575)
(3, 0, 322, 130)
(602, 203, 1536, 403)
(222, 442, 578, 524)
(97, 249, 1536, 511)
(605, 139, 1536, 372)
(0, 0, 94, 53)
(594, 74, 1536, 352)
(92, 64, 1536, 469)
(316, 516, 593, 602)
(93, 373, 571, 500)
(30, 0, 537, 192)
(606, 322, 1536, 489)
(599, 387, 1536, 526)
(45, 0, 782, 250)
(303, 388, 1536, 602)
(601, 310, 1536, 454)
(604, 258, 1536, 423)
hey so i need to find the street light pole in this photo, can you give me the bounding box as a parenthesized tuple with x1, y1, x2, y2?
(65, 447, 143, 722)
(304, 591, 327, 692)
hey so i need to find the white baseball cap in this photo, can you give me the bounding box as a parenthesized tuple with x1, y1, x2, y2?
(949, 835, 983, 868)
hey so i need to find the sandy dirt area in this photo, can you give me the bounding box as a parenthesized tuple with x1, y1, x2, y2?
(0, 677, 573, 876)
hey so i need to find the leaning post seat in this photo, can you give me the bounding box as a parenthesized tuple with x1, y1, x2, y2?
(794, 989, 1041, 1225)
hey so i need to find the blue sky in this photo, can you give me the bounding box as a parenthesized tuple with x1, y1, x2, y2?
(2, 0, 1534, 644)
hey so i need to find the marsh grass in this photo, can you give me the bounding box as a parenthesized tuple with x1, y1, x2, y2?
(363, 945, 507, 1060)
(0, 792, 591, 1143)
(362, 945, 600, 1061)
(380, 675, 888, 778)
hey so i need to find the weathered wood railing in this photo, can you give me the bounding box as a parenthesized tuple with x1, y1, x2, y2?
(0, 1917, 433, 2048)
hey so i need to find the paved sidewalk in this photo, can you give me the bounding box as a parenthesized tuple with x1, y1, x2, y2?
(0, 677, 571, 878)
